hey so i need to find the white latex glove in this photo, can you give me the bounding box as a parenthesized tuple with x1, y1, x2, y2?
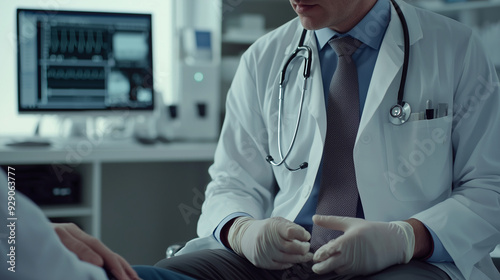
(228, 216, 314, 270)
(312, 215, 415, 276)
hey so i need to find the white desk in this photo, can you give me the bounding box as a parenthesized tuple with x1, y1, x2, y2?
(0, 137, 217, 239)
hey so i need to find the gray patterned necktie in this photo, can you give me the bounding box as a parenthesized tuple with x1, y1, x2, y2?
(310, 36, 363, 251)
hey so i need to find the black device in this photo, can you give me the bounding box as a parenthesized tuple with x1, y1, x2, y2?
(1, 165, 81, 205)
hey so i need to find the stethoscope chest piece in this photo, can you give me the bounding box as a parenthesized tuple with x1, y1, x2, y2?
(389, 102, 411, 125)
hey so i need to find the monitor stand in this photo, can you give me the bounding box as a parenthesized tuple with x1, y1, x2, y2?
(65, 117, 89, 138)
(60, 115, 135, 141)
(57, 116, 100, 140)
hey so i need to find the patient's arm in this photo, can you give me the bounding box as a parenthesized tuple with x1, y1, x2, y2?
(52, 223, 140, 280)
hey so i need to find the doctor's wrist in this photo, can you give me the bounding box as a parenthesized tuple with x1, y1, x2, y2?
(405, 218, 434, 260)
(227, 217, 254, 256)
(221, 217, 238, 249)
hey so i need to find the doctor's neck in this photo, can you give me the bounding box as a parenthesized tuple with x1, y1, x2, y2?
(329, 0, 377, 33)
(292, 0, 377, 33)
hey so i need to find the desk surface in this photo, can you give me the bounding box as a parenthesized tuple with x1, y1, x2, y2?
(0, 136, 217, 164)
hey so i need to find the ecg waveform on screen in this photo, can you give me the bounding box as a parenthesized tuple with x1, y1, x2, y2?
(47, 66, 105, 89)
(49, 27, 109, 59)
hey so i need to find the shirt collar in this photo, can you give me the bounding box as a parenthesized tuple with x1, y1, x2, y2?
(315, 0, 390, 51)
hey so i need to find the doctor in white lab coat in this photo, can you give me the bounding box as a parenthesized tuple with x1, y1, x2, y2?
(161, 0, 500, 279)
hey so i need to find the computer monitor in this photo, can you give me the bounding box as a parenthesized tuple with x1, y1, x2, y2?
(17, 9, 154, 113)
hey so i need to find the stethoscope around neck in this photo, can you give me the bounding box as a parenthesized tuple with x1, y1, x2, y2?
(266, 0, 411, 171)
(266, 30, 312, 171)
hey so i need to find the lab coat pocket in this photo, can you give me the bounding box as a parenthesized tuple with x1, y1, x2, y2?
(383, 116, 452, 202)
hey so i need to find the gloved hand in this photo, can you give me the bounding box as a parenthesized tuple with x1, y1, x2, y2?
(311, 215, 415, 276)
(228, 216, 313, 270)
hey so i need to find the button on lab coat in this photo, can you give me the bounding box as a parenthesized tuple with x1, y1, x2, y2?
(180, 1, 500, 279)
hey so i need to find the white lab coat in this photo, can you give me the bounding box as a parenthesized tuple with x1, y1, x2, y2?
(0, 171, 107, 280)
(180, 1, 500, 279)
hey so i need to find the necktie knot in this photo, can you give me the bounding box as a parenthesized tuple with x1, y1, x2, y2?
(328, 36, 363, 57)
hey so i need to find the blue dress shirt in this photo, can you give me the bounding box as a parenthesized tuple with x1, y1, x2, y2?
(216, 0, 452, 263)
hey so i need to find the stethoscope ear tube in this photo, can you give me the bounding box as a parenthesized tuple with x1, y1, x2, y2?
(279, 30, 311, 86)
(279, 48, 312, 86)
(302, 46, 312, 79)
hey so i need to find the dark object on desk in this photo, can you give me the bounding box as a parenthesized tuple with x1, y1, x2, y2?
(6, 139, 52, 147)
(135, 136, 157, 145)
(1, 165, 81, 205)
(135, 135, 171, 145)
(168, 105, 178, 119)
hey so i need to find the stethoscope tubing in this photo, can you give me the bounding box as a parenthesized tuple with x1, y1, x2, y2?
(273, 77, 308, 171)
(391, 0, 410, 107)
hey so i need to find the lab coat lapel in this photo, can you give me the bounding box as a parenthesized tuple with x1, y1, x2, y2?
(356, 0, 422, 142)
(304, 31, 327, 144)
(298, 29, 327, 182)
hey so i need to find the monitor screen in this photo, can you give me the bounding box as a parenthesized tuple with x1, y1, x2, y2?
(17, 9, 154, 112)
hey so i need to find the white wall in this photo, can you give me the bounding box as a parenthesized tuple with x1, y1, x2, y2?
(0, 0, 175, 136)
